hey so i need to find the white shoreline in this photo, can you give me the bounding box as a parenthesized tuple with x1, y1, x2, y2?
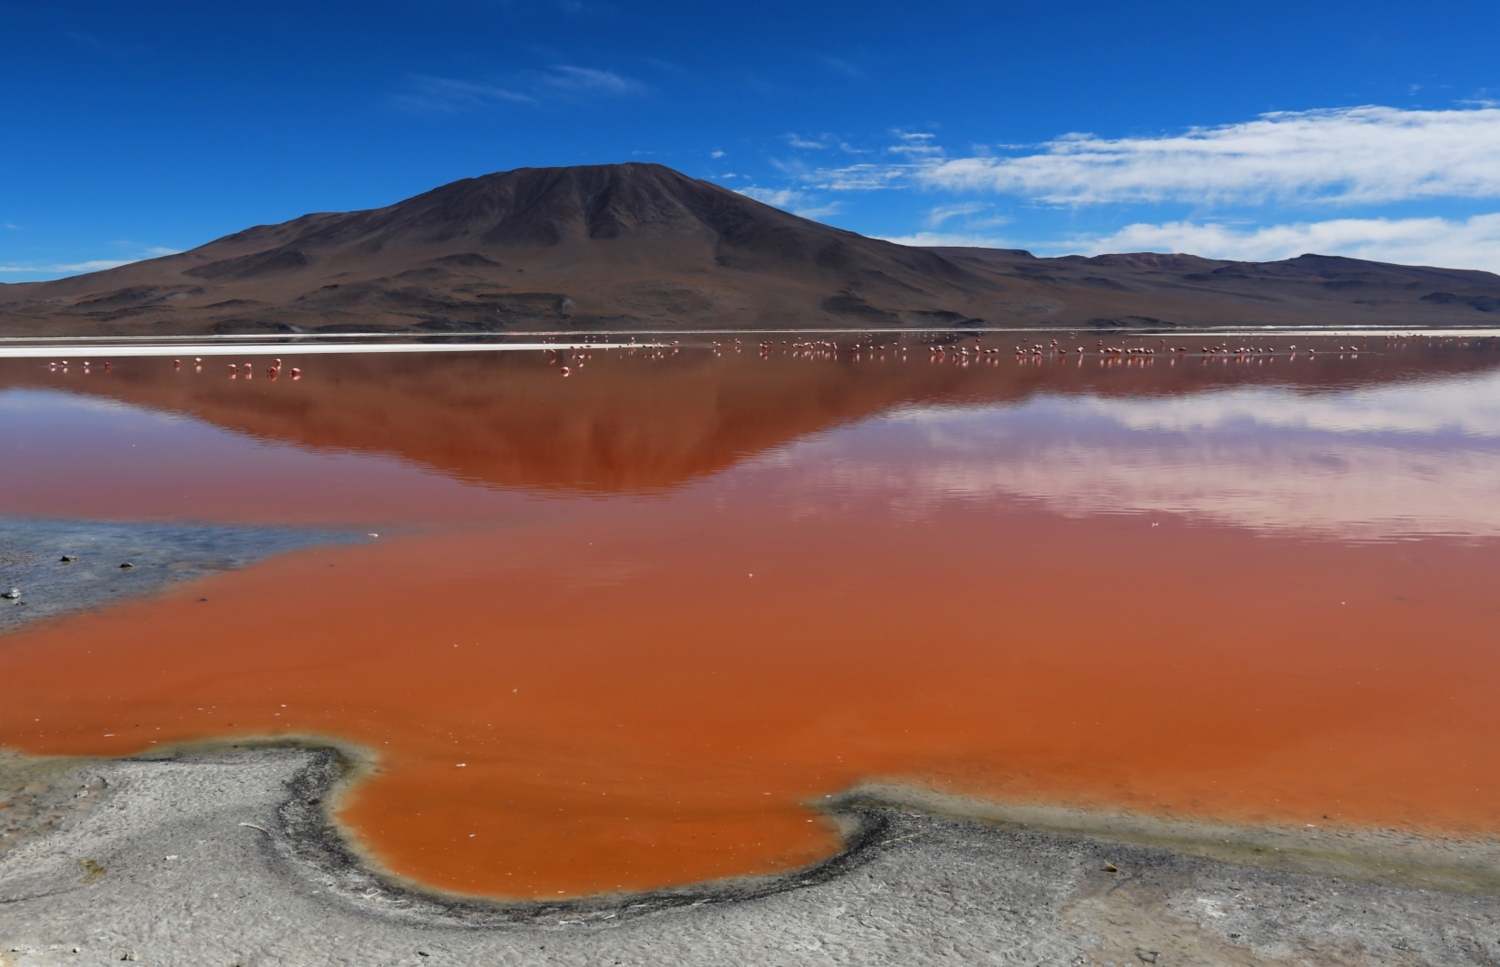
(4, 748, 1499, 966)
(0, 341, 658, 358)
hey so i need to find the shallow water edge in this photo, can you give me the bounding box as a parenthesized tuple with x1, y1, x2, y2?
(6, 742, 1498, 920)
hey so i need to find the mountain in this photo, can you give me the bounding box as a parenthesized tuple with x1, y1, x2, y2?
(2, 163, 1498, 335)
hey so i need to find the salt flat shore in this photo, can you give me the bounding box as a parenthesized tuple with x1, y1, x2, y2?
(3, 747, 1499, 967)
(5, 518, 1500, 965)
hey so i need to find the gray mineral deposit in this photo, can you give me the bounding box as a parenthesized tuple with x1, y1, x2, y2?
(0, 518, 357, 632)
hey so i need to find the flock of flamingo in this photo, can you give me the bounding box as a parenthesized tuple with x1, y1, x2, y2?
(531, 330, 1493, 375)
(35, 332, 1493, 382)
(43, 356, 302, 380)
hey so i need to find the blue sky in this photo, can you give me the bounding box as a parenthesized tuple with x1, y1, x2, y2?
(3, 0, 1500, 280)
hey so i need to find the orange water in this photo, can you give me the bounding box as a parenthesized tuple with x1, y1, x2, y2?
(2, 338, 1499, 898)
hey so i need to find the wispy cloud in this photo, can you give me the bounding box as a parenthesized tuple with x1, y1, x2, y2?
(799, 106, 1500, 208)
(391, 64, 642, 114)
(710, 150, 725, 159)
(737, 187, 806, 208)
(736, 187, 842, 220)
(0, 244, 182, 281)
(917, 106, 1500, 205)
(1056, 212, 1500, 273)
(789, 202, 842, 219)
(65, 32, 150, 57)
(0, 259, 137, 277)
(811, 162, 919, 190)
(887, 131, 942, 158)
(877, 231, 1012, 248)
(813, 54, 864, 79)
(925, 202, 988, 228)
(542, 65, 643, 96)
(736, 106, 1500, 267)
(391, 76, 534, 113)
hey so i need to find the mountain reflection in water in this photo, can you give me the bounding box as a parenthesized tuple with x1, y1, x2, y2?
(1, 335, 1499, 899)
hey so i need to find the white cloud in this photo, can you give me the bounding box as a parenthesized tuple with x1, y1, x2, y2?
(391, 75, 534, 113)
(543, 65, 643, 97)
(814, 55, 863, 79)
(812, 162, 918, 190)
(737, 187, 804, 208)
(391, 66, 640, 114)
(926, 202, 989, 228)
(710, 150, 725, 159)
(1057, 212, 1500, 273)
(916, 106, 1500, 205)
(785, 133, 829, 150)
(877, 231, 1011, 248)
(0, 259, 136, 277)
(887, 132, 942, 158)
(0, 245, 180, 280)
(759, 106, 1500, 268)
(736, 187, 842, 219)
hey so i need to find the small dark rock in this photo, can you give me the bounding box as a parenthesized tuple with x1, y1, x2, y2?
(2, 588, 20, 600)
(60, 555, 78, 563)
(119, 562, 134, 569)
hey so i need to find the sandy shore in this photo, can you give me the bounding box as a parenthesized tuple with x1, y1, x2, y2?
(3, 747, 1499, 967)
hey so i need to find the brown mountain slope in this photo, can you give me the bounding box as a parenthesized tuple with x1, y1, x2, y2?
(932, 248, 1500, 328)
(2, 163, 1498, 335)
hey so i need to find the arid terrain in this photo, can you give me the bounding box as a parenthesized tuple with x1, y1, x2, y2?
(2, 163, 1499, 336)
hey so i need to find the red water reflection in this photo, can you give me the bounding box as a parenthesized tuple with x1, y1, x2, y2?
(2, 340, 1499, 898)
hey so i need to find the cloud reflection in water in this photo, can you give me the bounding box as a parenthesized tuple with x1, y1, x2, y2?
(761, 369, 1500, 541)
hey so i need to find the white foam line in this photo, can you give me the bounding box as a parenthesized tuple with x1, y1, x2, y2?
(2, 326, 1498, 346)
(0, 342, 659, 359)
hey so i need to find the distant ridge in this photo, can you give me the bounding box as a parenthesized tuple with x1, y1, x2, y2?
(2, 163, 1498, 335)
